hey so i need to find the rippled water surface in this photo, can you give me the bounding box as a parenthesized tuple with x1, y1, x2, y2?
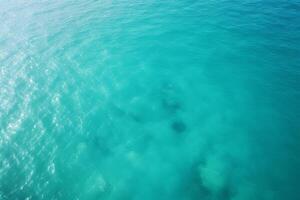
(1, 0, 300, 199)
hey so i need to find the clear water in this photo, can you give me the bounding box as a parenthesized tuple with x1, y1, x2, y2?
(1, 0, 300, 199)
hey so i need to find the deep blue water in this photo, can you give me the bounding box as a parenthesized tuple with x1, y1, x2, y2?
(0, 0, 300, 199)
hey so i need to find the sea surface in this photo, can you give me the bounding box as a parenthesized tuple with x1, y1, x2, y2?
(1, 0, 300, 199)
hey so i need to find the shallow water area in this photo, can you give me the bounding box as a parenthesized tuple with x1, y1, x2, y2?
(1, 0, 300, 200)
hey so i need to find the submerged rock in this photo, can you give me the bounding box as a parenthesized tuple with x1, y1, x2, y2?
(160, 81, 183, 114)
(171, 120, 187, 134)
(161, 98, 182, 114)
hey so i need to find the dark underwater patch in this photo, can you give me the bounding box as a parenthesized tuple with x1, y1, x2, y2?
(160, 81, 183, 114)
(171, 120, 187, 134)
(161, 98, 182, 114)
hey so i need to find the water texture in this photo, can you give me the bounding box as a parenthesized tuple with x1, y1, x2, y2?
(0, 0, 300, 199)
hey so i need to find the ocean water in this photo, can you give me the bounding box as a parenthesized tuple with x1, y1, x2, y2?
(1, 0, 300, 199)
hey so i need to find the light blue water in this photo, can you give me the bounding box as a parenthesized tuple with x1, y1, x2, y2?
(1, 0, 300, 199)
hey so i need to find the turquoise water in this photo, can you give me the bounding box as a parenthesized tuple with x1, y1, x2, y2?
(1, 0, 300, 199)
